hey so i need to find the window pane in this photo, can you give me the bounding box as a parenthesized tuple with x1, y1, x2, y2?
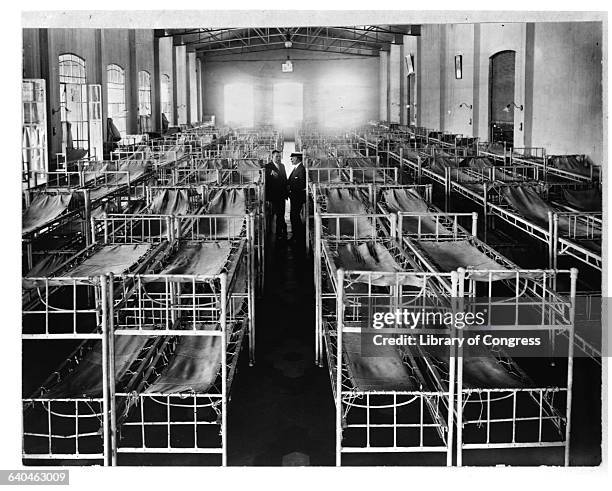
(107, 64, 126, 137)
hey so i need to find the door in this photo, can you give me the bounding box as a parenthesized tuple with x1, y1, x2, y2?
(489, 50, 516, 147)
(22, 79, 48, 184)
(88, 85, 103, 161)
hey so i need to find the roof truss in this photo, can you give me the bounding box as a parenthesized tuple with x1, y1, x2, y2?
(162, 25, 419, 57)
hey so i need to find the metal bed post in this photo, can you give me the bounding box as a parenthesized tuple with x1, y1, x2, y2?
(447, 270, 459, 466)
(166, 216, 174, 242)
(83, 188, 92, 246)
(389, 214, 397, 239)
(553, 214, 559, 271)
(482, 182, 489, 243)
(396, 213, 403, 242)
(25, 240, 33, 272)
(399, 145, 404, 184)
(471, 212, 478, 239)
(220, 272, 228, 467)
(107, 273, 118, 466)
(455, 267, 466, 467)
(564, 268, 578, 466)
(314, 213, 323, 367)
(305, 165, 311, 253)
(248, 213, 256, 366)
(386, 139, 390, 166)
(100, 274, 110, 466)
(444, 166, 451, 212)
(547, 211, 554, 269)
(335, 268, 345, 467)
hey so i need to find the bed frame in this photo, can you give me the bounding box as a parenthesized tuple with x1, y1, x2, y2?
(394, 209, 578, 465)
(22, 165, 157, 272)
(483, 184, 602, 272)
(95, 214, 255, 465)
(314, 212, 458, 465)
(22, 232, 164, 464)
(144, 183, 265, 294)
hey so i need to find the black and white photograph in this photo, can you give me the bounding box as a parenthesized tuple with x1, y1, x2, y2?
(4, 4, 610, 487)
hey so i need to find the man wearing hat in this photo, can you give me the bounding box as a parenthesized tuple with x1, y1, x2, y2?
(288, 152, 306, 242)
(264, 149, 288, 240)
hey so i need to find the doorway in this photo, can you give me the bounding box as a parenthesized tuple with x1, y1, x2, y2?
(488, 50, 516, 147)
(273, 82, 303, 140)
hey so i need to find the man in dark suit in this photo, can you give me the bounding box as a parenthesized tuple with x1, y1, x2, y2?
(264, 149, 288, 240)
(288, 152, 306, 242)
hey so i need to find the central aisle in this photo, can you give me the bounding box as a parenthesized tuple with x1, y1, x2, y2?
(227, 141, 335, 466)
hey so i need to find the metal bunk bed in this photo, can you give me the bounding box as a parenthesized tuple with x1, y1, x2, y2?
(314, 210, 458, 465)
(22, 233, 164, 464)
(144, 182, 265, 293)
(304, 160, 401, 252)
(512, 150, 600, 184)
(484, 184, 602, 272)
(94, 213, 253, 466)
(377, 183, 599, 363)
(22, 163, 156, 272)
(394, 207, 578, 466)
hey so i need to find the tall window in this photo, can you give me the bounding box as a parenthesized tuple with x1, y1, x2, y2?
(59, 54, 89, 159)
(224, 83, 254, 127)
(138, 70, 152, 133)
(107, 64, 126, 137)
(160, 73, 172, 126)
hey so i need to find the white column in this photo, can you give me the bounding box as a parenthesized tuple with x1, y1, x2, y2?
(389, 43, 401, 123)
(379, 51, 389, 121)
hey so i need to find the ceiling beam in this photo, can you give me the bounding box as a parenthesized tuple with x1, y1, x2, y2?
(199, 45, 379, 58)
(186, 30, 387, 50)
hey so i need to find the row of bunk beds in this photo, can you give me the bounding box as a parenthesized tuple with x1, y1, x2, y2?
(301, 128, 595, 466)
(355, 123, 602, 276)
(21, 125, 275, 466)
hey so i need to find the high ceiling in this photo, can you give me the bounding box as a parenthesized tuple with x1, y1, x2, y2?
(162, 26, 420, 57)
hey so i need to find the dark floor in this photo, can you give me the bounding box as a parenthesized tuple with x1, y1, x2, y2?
(227, 237, 335, 466)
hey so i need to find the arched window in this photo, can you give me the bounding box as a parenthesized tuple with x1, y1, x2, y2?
(489, 50, 516, 147)
(58, 54, 89, 162)
(107, 64, 126, 137)
(138, 70, 152, 133)
(59, 54, 87, 84)
(160, 73, 172, 126)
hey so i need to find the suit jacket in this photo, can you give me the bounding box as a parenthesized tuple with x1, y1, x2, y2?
(264, 161, 288, 202)
(288, 163, 306, 202)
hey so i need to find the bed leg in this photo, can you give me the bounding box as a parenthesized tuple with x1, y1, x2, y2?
(564, 268, 578, 466)
(314, 214, 323, 367)
(107, 274, 117, 466)
(336, 269, 345, 467)
(248, 214, 256, 366)
(100, 275, 110, 466)
(220, 273, 228, 467)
